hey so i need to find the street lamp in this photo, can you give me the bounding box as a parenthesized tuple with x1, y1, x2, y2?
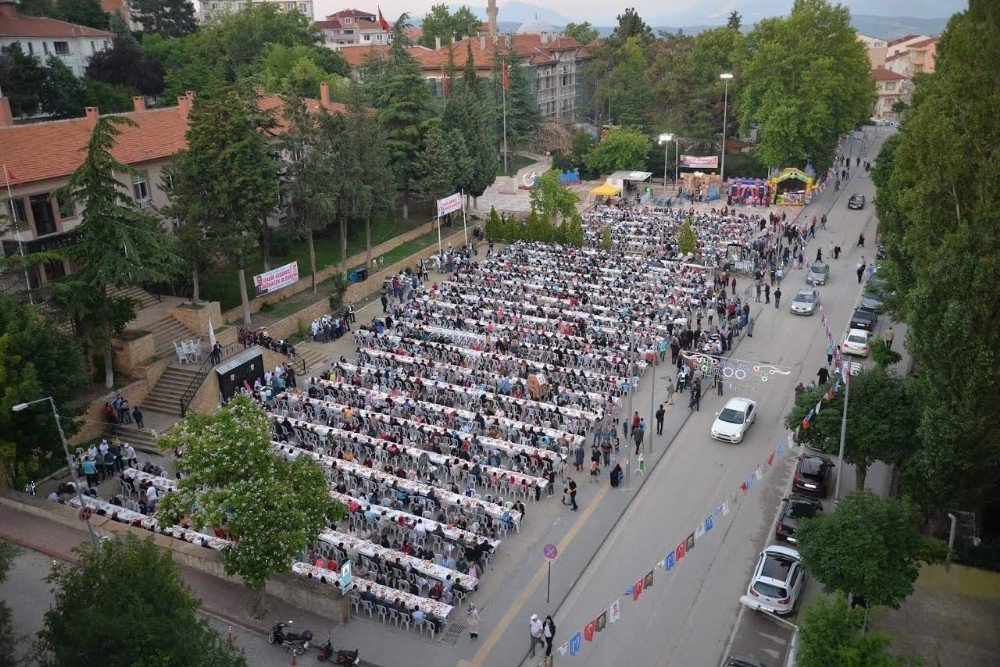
(719, 73, 734, 185)
(13, 397, 100, 549)
(658, 133, 673, 195)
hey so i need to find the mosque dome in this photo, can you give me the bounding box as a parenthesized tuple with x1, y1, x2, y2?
(516, 16, 556, 35)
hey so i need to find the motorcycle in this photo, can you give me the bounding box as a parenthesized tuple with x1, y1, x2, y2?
(316, 637, 361, 665)
(267, 620, 313, 656)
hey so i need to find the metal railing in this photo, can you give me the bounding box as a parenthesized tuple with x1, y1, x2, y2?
(178, 341, 243, 417)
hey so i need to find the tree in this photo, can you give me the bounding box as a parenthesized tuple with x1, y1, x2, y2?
(871, 0, 1000, 514)
(444, 43, 497, 208)
(0, 540, 23, 664)
(890, 100, 909, 114)
(585, 128, 650, 175)
(46, 117, 179, 388)
(169, 88, 277, 322)
(36, 533, 246, 666)
(784, 368, 915, 491)
(678, 219, 697, 255)
(493, 48, 540, 157)
(727, 10, 742, 32)
(81, 77, 134, 114)
(418, 4, 480, 48)
(85, 37, 166, 97)
(414, 122, 461, 205)
(797, 490, 945, 608)
(591, 36, 651, 130)
(131, 0, 198, 38)
(32, 0, 109, 30)
(106, 10, 138, 48)
(529, 170, 579, 223)
(738, 0, 873, 173)
(798, 593, 917, 667)
(157, 396, 343, 617)
(0, 44, 46, 117)
(211, 3, 322, 80)
(261, 44, 349, 97)
(608, 8, 654, 48)
(39, 56, 86, 117)
(563, 22, 599, 46)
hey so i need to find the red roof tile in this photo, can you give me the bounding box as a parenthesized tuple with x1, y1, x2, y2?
(871, 67, 907, 82)
(326, 9, 375, 20)
(887, 34, 920, 47)
(0, 8, 112, 38)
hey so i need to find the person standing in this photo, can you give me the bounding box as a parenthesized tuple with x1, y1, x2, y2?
(528, 614, 544, 658)
(747, 316, 755, 338)
(883, 327, 895, 350)
(817, 366, 830, 385)
(774, 287, 782, 309)
(827, 341, 835, 366)
(655, 404, 665, 435)
(764, 283, 771, 304)
(834, 244, 842, 260)
(716, 369, 724, 396)
(466, 604, 481, 640)
(567, 478, 578, 511)
(665, 379, 675, 405)
(132, 405, 144, 430)
(856, 263, 865, 284)
(543, 615, 557, 657)
(755, 282, 761, 303)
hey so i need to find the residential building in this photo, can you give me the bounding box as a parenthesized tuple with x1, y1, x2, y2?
(884, 35, 938, 78)
(856, 33, 887, 68)
(316, 9, 392, 49)
(0, 85, 345, 289)
(870, 67, 909, 120)
(199, 0, 313, 23)
(0, 0, 112, 77)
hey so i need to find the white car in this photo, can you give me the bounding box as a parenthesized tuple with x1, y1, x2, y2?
(745, 545, 806, 615)
(841, 328, 871, 356)
(790, 289, 819, 315)
(711, 397, 757, 443)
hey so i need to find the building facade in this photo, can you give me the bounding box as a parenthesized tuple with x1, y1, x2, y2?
(316, 9, 392, 49)
(871, 68, 909, 120)
(0, 0, 112, 77)
(199, 0, 314, 23)
(858, 32, 938, 121)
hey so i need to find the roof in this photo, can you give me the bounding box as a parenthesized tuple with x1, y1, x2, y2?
(608, 170, 652, 181)
(907, 36, 938, 49)
(316, 19, 344, 30)
(0, 94, 349, 187)
(871, 67, 907, 81)
(326, 9, 374, 19)
(0, 6, 113, 38)
(887, 33, 921, 46)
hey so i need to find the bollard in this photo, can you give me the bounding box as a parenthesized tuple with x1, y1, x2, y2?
(227, 625, 233, 645)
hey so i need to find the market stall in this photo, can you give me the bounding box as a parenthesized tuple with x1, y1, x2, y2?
(680, 172, 722, 202)
(727, 177, 771, 206)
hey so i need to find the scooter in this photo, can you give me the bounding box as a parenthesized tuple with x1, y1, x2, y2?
(316, 636, 361, 664)
(267, 620, 313, 656)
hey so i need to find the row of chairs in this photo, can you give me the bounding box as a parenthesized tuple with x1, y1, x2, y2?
(350, 595, 439, 639)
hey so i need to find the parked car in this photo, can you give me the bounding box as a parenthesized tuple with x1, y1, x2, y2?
(842, 328, 871, 356)
(727, 656, 768, 667)
(745, 545, 806, 615)
(807, 261, 830, 285)
(790, 288, 819, 316)
(776, 494, 823, 543)
(848, 194, 865, 210)
(793, 454, 834, 497)
(711, 398, 758, 443)
(859, 289, 883, 311)
(849, 306, 878, 331)
(876, 244, 886, 260)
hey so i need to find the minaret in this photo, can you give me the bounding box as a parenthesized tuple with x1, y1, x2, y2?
(487, 0, 498, 40)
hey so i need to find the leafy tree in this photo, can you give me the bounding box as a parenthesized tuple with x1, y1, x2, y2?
(529, 170, 579, 223)
(727, 10, 742, 32)
(39, 56, 86, 117)
(36, 533, 246, 667)
(169, 88, 277, 322)
(131, 0, 198, 38)
(563, 21, 599, 46)
(585, 128, 650, 175)
(444, 45, 497, 208)
(493, 47, 540, 158)
(158, 396, 343, 617)
(419, 4, 480, 48)
(0, 44, 46, 117)
(85, 37, 166, 97)
(34, 0, 109, 30)
(797, 490, 946, 608)
(211, 3, 321, 80)
(0, 540, 23, 664)
(890, 100, 909, 114)
(608, 7, 654, 47)
(592, 36, 651, 130)
(414, 122, 461, 205)
(599, 227, 613, 250)
(784, 368, 914, 491)
(45, 117, 178, 388)
(106, 9, 139, 47)
(738, 0, 873, 173)
(798, 593, 917, 667)
(647, 32, 699, 135)
(261, 44, 349, 97)
(678, 219, 697, 255)
(81, 77, 134, 113)
(484, 205, 502, 240)
(0, 296, 88, 487)
(871, 0, 1000, 513)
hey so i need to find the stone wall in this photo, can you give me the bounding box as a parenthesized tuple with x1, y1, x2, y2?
(185, 347, 289, 416)
(111, 331, 155, 375)
(168, 301, 223, 339)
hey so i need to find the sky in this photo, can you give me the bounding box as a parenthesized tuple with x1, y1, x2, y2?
(310, 0, 966, 26)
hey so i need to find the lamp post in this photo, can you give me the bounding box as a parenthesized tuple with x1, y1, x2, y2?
(13, 397, 100, 549)
(658, 133, 673, 195)
(719, 73, 734, 185)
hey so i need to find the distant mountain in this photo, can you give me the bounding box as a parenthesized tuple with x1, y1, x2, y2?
(850, 14, 949, 40)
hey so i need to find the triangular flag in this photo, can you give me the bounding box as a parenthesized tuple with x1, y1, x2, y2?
(665, 551, 676, 570)
(717, 501, 729, 517)
(596, 611, 607, 632)
(623, 585, 634, 598)
(694, 521, 706, 540)
(745, 472, 755, 491)
(633, 577, 644, 600)
(584, 619, 596, 642)
(705, 514, 714, 531)
(609, 598, 621, 623)
(767, 450, 776, 466)
(815, 400, 822, 415)
(778, 440, 787, 456)
(740, 480, 748, 494)
(208, 317, 217, 349)
(569, 632, 582, 655)
(801, 416, 811, 430)
(558, 643, 569, 656)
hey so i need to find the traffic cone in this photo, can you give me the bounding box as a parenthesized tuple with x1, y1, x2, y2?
(290, 651, 297, 666)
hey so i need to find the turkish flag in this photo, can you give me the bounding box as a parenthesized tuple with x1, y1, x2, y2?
(584, 619, 596, 642)
(377, 7, 391, 32)
(632, 577, 644, 600)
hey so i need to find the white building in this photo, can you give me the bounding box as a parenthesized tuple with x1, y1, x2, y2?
(316, 9, 391, 49)
(0, 0, 112, 77)
(199, 0, 313, 23)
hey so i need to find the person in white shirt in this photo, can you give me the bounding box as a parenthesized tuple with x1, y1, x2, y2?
(145, 484, 158, 507)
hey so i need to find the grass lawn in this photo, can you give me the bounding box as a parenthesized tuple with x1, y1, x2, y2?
(201, 211, 430, 310)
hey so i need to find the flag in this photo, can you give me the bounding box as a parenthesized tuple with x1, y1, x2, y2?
(778, 439, 787, 456)
(609, 598, 621, 623)
(716, 501, 729, 518)
(767, 450, 776, 466)
(502, 62, 509, 90)
(740, 480, 748, 494)
(676, 541, 686, 561)
(801, 415, 811, 430)
(665, 551, 676, 570)
(595, 611, 607, 632)
(569, 632, 582, 655)
(633, 576, 644, 600)
(695, 521, 706, 540)
(644, 570, 654, 589)
(377, 6, 391, 31)
(208, 317, 217, 349)
(745, 472, 755, 492)
(705, 514, 714, 532)
(2, 164, 16, 186)
(754, 464, 765, 481)
(815, 400, 822, 415)
(623, 585, 634, 598)
(826, 387, 835, 401)
(558, 643, 569, 656)
(584, 619, 596, 642)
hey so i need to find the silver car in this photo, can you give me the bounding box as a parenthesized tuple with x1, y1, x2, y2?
(790, 289, 819, 315)
(808, 261, 830, 285)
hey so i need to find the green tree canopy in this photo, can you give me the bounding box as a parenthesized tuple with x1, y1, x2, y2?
(608, 7, 654, 47)
(418, 4, 480, 48)
(591, 36, 652, 130)
(0, 44, 46, 117)
(678, 219, 697, 255)
(0, 540, 23, 663)
(798, 490, 945, 608)
(493, 48, 540, 157)
(85, 37, 166, 97)
(20, 0, 108, 30)
(36, 534, 246, 667)
(798, 593, 917, 667)
(585, 128, 650, 175)
(529, 170, 580, 223)
(563, 22, 598, 46)
(158, 396, 342, 615)
(131, 0, 197, 38)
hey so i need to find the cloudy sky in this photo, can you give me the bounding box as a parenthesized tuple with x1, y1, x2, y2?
(311, 0, 965, 25)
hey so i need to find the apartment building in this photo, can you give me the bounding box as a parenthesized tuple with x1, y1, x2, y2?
(0, 0, 112, 77)
(316, 8, 392, 49)
(859, 31, 939, 120)
(871, 67, 909, 120)
(199, 0, 314, 23)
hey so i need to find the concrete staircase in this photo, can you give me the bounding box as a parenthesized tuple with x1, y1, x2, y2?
(112, 285, 160, 310)
(298, 347, 330, 374)
(108, 422, 159, 454)
(141, 366, 203, 417)
(148, 315, 202, 359)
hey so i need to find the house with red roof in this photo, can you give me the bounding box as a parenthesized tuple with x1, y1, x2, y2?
(0, 0, 112, 77)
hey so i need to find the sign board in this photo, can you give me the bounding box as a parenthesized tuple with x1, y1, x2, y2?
(543, 543, 558, 560)
(339, 560, 353, 588)
(436, 192, 462, 218)
(680, 155, 719, 169)
(78, 507, 92, 522)
(252, 261, 299, 297)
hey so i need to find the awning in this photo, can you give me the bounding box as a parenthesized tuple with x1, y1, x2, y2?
(608, 170, 653, 182)
(591, 183, 622, 196)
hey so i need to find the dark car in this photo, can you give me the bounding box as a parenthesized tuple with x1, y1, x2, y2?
(848, 194, 865, 210)
(859, 289, 883, 312)
(727, 655, 768, 667)
(793, 454, 834, 497)
(776, 494, 823, 543)
(849, 306, 878, 331)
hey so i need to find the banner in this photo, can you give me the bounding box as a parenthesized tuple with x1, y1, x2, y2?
(253, 261, 298, 297)
(680, 155, 719, 169)
(436, 192, 462, 218)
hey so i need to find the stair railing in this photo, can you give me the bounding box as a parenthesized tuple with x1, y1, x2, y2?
(178, 341, 244, 417)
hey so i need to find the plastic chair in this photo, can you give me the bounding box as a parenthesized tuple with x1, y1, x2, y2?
(398, 611, 412, 632)
(635, 455, 646, 477)
(376, 604, 389, 624)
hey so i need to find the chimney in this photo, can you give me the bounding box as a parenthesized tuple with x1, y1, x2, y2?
(435, 36, 441, 51)
(0, 0, 17, 20)
(0, 97, 13, 127)
(132, 96, 146, 112)
(320, 81, 330, 105)
(84, 107, 99, 129)
(177, 95, 190, 118)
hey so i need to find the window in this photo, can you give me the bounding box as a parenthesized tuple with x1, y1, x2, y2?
(91, 41, 96, 53)
(885, 82, 895, 91)
(7, 198, 26, 225)
(363, 34, 370, 41)
(54, 41, 69, 55)
(43, 42, 49, 55)
(56, 195, 75, 219)
(29, 194, 57, 236)
(163, 172, 174, 191)
(27, 42, 33, 55)
(132, 171, 149, 204)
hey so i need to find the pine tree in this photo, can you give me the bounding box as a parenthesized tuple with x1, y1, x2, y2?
(444, 44, 498, 209)
(131, 0, 198, 38)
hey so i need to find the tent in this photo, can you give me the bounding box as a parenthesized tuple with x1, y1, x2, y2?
(769, 167, 817, 205)
(590, 183, 622, 197)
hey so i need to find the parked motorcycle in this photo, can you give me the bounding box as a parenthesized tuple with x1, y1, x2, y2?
(316, 637, 361, 665)
(267, 620, 313, 656)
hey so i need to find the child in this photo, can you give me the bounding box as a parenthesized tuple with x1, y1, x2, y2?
(589, 460, 600, 483)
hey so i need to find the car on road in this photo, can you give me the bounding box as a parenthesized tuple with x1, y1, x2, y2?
(711, 397, 758, 443)
(849, 305, 878, 331)
(776, 494, 823, 543)
(745, 545, 806, 615)
(807, 261, 830, 285)
(859, 288, 883, 312)
(848, 194, 866, 210)
(793, 454, 834, 497)
(842, 328, 871, 356)
(790, 288, 819, 316)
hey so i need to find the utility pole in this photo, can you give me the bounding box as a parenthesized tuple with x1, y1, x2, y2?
(720, 73, 734, 184)
(833, 366, 850, 500)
